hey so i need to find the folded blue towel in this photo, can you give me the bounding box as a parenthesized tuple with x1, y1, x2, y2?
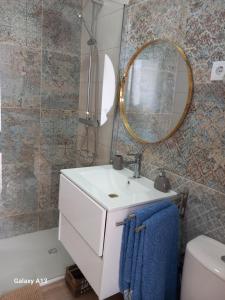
(123, 217, 136, 295)
(119, 218, 130, 292)
(119, 200, 172, 298)
(130, 200, 172, 300)
(131, 223, 145, 300)
(141, 204, 179, 300)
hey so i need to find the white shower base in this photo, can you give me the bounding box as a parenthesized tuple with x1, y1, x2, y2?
(0, 228, 74, 295)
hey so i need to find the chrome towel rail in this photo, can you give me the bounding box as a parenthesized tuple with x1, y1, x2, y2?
(115, 191, 189, 232)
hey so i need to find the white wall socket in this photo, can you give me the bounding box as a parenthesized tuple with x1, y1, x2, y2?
(210, 61, 225, 81)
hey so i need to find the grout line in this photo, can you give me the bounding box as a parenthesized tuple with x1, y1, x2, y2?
(143, 162, 225, 197)
(43, 47, 81, 58)
(1, 106, 40, 111)
(0, 39, 79, 59)
(38, 0, 44, 231)
(0, 209, 59, 221)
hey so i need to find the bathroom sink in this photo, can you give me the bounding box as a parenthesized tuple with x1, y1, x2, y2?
(61, 165, 176, 211)
(59, 165, 177, 298)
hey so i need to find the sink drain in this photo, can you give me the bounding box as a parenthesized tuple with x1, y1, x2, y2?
(108, 193, 119, 198)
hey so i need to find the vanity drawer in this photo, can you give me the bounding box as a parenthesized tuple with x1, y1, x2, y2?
(59, 214, 103, 295)
(59, 175, 106, 256)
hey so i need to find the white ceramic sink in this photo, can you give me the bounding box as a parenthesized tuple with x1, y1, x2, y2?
(59, 165, 178, 298)
(61, 165, 176, 211)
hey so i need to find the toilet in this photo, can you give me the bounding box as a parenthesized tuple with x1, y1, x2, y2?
(181, 235, 225, 300)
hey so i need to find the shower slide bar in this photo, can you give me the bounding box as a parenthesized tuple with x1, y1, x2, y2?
(115, 190, 189, 231)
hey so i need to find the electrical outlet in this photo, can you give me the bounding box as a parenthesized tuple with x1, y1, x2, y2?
(210, 61, 225, 81)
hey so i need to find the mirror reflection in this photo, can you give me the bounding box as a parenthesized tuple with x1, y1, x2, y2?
(120, 40, 193, 143)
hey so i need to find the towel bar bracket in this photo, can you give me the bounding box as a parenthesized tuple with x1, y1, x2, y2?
(115, 213, 136, 227)
(135, 225, 146, 233)
(116, 221, 125, 227)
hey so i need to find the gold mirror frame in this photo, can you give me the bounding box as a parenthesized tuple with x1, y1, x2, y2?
(119, 39, 193, 144)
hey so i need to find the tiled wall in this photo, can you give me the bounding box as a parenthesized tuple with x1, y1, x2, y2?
(77, 0, 124, 165)
(112, 0, 225, 244)
(0, 0, 81, 238)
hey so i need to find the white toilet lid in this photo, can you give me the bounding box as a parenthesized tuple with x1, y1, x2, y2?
(187, 235, 225, 282)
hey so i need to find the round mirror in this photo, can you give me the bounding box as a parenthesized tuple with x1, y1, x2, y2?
(119, 39, 193, 144)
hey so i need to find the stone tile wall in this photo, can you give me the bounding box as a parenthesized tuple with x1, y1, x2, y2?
(0, 0, 81, 238)
(112, 0, 225, 245)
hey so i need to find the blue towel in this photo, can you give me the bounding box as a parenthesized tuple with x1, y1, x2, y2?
(131, 224, 145, 300)
(130, 200, 172, 300)
(119, 200, 172, 298)
(123, 217, 136, 295)
(140, 204, 179, 300)
(119, 218, 130, 292)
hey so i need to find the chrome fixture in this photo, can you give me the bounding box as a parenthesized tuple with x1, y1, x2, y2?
(125, 153, 142, 178)
(75, 0, 103, 166)
(76, 0, 103, 45)
(78, 117, 99, 127)
(115, 191, 189, 227)
(76, 0, 103, 127)
(77, 12, 97, 45)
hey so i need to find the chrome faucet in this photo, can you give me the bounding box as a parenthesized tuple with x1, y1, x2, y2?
(125, 153, 142, 178)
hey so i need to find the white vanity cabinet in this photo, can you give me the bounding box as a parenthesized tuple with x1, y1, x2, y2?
(58, 165, 176, 299)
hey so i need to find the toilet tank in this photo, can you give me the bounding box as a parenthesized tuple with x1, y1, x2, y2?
(181, 235, 225, 300)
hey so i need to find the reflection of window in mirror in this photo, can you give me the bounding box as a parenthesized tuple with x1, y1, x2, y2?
(100, 55, 115, 126)
(173, 55, 189, 115)
(126, 57, 160, 113)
